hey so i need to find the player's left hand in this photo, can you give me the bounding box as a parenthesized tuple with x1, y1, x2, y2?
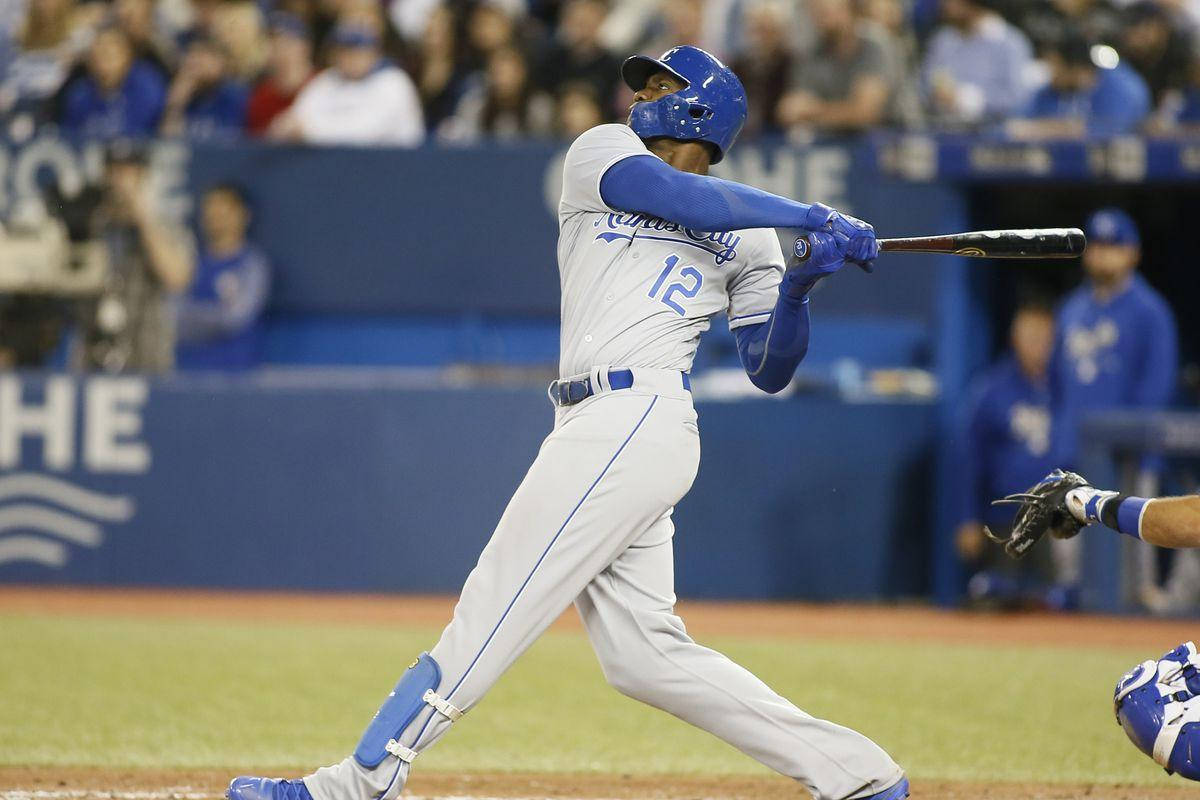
(984, 469, 1092, 558)
(800, 203, 878, 271)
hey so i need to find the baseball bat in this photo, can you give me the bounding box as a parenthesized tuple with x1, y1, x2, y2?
(877, 228, 1086, 259)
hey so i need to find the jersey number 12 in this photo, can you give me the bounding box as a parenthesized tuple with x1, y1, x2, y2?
(648, 254, 703, 316)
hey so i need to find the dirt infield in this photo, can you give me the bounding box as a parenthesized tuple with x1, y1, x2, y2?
(1, 585, 1198, 650)
(5, 586, 1200, 800)
(1, 767, 1197, 800)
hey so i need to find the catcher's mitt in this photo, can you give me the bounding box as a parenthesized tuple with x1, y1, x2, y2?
(985, 469, 1091, 558)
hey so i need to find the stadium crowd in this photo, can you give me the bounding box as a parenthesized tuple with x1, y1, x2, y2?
(3, 0, 1200, 145)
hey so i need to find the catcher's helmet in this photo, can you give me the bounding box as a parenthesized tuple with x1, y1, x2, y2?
(621, 45, 747, 164)
(1114, 641, 1200, 780)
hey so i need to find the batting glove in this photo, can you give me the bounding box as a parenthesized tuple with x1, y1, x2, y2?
(780, 231, 845, 299)
(801, 202, 878, 272)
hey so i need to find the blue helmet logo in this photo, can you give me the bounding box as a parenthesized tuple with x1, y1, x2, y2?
(621, 46, 748, 164)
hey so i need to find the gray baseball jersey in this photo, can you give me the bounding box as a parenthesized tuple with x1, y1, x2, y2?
(557, 124, 785, 378)
(300, 124, 905, 800)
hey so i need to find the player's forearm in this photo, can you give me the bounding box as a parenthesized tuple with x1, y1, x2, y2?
(1139, 497, 1200, 548)
(600, 155, 821, 232)
(734, 292, 810, 394)
(1068, 488, 1200, 548)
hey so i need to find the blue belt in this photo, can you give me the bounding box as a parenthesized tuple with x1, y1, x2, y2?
(549, 369, 691, 407)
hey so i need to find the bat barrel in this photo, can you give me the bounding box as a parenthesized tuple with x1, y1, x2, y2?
(878, 228, 1086, 259)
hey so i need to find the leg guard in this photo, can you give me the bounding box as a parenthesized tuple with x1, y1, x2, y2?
(353, 653, 465, 769)
(1115, 641, 1200, 781)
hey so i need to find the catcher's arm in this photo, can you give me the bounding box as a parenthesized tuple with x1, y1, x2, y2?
(1137, 498, 1200, 547)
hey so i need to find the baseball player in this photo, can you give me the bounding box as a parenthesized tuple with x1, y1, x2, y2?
(986, 470, 1200, 780)
(227, 46, 908, 800)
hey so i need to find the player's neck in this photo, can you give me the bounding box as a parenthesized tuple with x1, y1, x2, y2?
(647, 140, 711, 175)
(1090, 272, 1135, 302)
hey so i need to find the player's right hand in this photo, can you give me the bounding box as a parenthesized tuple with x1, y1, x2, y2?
(800, 203, 878, 271)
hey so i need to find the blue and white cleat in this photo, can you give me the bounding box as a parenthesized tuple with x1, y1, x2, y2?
(226, 777, 314, 800)
(860, 776, 909, 800)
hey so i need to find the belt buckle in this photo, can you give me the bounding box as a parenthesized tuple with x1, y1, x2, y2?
(567, 378, 590, 404)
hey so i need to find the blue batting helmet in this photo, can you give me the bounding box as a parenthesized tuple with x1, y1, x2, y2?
(1114, 641, 1200, 781)
(621, 45, 747, 164)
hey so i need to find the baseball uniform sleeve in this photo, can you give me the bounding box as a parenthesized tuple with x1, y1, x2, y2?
(559, 124, 655, 217)
(727, 231, 784, 330)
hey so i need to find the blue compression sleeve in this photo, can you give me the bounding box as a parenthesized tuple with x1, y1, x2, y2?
(601, 154, 815, 231)
(734, 293, 810, 394)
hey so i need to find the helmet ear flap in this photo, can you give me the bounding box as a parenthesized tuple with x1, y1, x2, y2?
(687, 103, 713, 120)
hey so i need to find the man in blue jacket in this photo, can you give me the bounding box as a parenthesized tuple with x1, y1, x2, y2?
(956, 297, 1060, 604)
(175, 184, 271, 369)
(58, 24, 166, 140)
(1049, 207, 1177, 600)
(1054, 209, 1177, 458)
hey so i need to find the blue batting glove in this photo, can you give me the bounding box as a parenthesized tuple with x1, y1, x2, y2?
(801, 202, 878, 272)
(780, 231, 845, 299)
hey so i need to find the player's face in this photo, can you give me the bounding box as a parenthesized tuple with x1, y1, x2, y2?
(1011, 309, 1054, 379)
(1083, 242, 1139, 287)
(630, 71, 687, 110)
(202, 191, 248, 243)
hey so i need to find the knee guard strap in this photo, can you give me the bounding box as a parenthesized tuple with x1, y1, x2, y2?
(353, 653, 466, 768)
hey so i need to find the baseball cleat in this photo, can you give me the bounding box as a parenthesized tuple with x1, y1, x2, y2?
(226, 777, 314, 800)
(860, 776, 909, 800)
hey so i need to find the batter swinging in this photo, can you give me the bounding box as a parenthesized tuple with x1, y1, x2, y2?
(227, 46, 908, 800)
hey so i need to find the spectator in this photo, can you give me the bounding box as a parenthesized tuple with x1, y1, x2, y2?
(860, 0, 923, 129)
(58, 23, 167, 140)
(441, 44, 553, 140)
(414, 4, 469, 131)
(555, 80, 604, 138)
(921, 0, 1034, 127)
(777, 0, 892, 135)
(730, 0, 795, 138)
(639, 0, 704, 61)
(1008, 30, 1150, 138)
(463, 2, 520, 74)
(534, 0, 620, 115)
(160, 35, 248, 140)
(246, 12, 314, 136)
(1169, 58, 1200, 131)
(1, 0, 90, 115)
(175, 183, 271, 370)
(114, 0, 174, 79)
(210, 0, 267, 82)
(1121, 1, 1193, 108)
(955, 297, 1060, 607)
(388, 0, 443, 43)
(273, 21, 424, 145)
(78, 140, 195, 372)
(1019, 0, 1124, 56)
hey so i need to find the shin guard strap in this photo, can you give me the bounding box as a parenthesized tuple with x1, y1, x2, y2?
(384, 740, 419, 763)
(423, 690, 464, 721)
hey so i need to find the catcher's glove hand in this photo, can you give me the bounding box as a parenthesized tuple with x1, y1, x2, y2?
(985, 469, 1092, 558)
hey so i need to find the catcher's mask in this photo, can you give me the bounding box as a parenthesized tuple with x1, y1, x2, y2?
(1115, 641, 1200, 780)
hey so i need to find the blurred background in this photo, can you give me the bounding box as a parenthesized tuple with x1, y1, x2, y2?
(2, 0, 1200, 615)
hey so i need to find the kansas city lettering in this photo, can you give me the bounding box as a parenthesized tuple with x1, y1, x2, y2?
(595, 212, 741, 264)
